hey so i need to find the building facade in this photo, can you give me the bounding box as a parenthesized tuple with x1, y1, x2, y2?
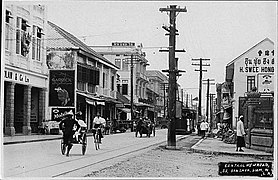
(91, 42, 150, 119)
(4, 4, 48, 136)
(146, 70, 168, 119)
(225, 38, 274, 129)
(46, 21, 119, 129)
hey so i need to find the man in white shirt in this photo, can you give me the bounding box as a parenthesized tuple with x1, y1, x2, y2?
(93, 113, 106, 143)
(200, 120, 207, 138)
(236, 115, 246, 152)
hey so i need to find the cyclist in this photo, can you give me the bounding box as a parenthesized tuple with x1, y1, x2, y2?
(92, 112, 106, 143)
(59, 110, 80, 156)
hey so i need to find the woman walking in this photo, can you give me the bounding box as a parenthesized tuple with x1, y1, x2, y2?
(236, 115, 246, 152)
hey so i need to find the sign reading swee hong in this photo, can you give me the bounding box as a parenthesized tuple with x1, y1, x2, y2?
(218, 162, 272, 177)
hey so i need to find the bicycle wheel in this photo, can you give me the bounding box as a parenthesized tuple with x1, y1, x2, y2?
(82, 134, 87, 155)
(94, 133, 100, 150)
(61, 139, 66, 155)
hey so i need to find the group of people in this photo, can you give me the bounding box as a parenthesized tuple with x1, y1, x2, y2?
(199, 115, 246, 152)
(59, 111, 106, 157)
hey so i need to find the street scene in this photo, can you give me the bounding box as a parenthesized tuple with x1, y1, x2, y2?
(2, 1, 277, 179)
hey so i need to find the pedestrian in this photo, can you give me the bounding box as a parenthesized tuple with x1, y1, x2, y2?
(74, 111, 87, 143)
(204, 120, 209, 133)
(236, 115, 246, 152)
(200, 120, 207, 138)
(59, 110, 80, 156)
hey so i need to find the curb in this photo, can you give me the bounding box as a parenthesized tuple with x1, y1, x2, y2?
(190, 138, 273, 159)
(4, 134, 94, 145)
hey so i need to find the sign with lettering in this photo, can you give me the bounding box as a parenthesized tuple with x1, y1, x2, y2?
(51, 108, 75, 121)
(218, 162, 272, 177)
(112, 42, 135, 47)
(49, 70, 75, 107)
(238, 49, 274, 74)
(4, 70, 30, 83)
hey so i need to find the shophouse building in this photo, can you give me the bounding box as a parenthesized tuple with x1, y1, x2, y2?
(225, 38, 274, 128)
(91, 43, 150, 119)
(4, 4, 48, 136)
(46, 21, 119, 129)
(146, 70, 168, 119)
(224, 38, 274, 151)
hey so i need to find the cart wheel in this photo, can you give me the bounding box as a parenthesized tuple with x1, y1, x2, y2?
(82, 134, 87, 155)
(61, 139, 66, 155)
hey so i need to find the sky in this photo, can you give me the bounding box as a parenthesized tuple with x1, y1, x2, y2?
(37, 1, 277, 106)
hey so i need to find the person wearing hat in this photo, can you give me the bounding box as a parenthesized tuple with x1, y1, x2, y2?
(74, 111, 87, 142)
(59, 110, 80, 156)
(93, 112, 106, 143)
(236, 115, 246, 152)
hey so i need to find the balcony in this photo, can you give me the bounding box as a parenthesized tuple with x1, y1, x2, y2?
(136, 72, 148, 82)
(96, 86, 116, 99)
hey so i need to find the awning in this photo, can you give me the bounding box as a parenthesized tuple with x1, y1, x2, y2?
(119, 108, 131, 113)
(86, 98, 96, 106)
(78, 92, 105, 106)
(96, 101, 105, 106)
(135, 102, 154, 108)
(100, 96, 122, 104)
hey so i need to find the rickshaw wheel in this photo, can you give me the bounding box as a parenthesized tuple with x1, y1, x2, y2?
(61, 139, 66, 155)
(82, 134, 87, 155)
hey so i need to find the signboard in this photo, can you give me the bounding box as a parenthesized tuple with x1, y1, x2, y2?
(49, 70, 75, 107)
(51, 108, 75, 121)
(219, 162, 272, 177)
(257, 73, 274, 93)
(238, 49, 274, 74)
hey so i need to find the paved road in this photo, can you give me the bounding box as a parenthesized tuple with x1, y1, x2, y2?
(4, 129, 185, 178)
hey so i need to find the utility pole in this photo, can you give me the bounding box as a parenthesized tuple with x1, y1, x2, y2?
(209, 93, 216, 132)
(192, 58, 210, 120)
(160, 82, 168, 118)
(130, 54, 134, 132)
(160, 5, 187, 148)
(203, 78, 215, 121)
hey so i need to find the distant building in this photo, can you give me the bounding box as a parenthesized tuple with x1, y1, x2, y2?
(91, 43, 150, 119)
(146, 70, 168, 118)
(3, 4, 48, 136)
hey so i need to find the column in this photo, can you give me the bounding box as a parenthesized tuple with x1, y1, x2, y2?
(5, 82, 16, 136)
(38, 88, 46, 126)
(23, 85, 32, 135)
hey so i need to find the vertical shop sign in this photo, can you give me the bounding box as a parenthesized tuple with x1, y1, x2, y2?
(49, 70, 75, 107)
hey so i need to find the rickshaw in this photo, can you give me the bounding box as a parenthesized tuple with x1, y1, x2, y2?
(61, 126, 87, 155)
(135, 119, 155, 138)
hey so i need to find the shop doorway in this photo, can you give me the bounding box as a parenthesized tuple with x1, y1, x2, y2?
(14, 84, 24, 133)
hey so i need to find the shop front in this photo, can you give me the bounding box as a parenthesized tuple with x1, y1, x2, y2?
(4, 68, 47, 136)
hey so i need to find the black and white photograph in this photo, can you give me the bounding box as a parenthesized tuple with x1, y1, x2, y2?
(1, 1, 277, 179)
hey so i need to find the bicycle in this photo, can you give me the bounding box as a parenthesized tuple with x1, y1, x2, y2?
(93, 127, 102, 150)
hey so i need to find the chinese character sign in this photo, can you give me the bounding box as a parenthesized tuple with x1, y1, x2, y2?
(49, 70, 75, 107)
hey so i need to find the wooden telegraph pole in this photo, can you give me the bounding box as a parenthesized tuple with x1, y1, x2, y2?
(203, 78, 215, 121)
(192, 58, 210, 119)
(159, 5, 187, 148)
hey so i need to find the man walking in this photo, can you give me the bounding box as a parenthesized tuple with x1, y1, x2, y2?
(236, 115, 246, 152)
(200, 120, 207, 138)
